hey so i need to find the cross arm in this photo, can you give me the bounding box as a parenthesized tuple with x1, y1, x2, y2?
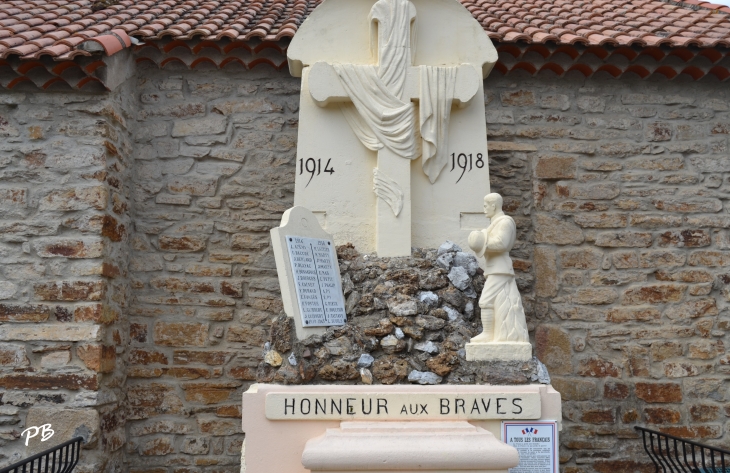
(449, 64, 480, 108)
(309, 62, 349, 106)
(308, 61, 481, 107)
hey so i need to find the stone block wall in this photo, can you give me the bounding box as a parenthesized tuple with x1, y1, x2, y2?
(0, 83, 135, 472)
(0, 56, 728, 473)
(483, 72, 730, 472)
(124, 64, 299, 473)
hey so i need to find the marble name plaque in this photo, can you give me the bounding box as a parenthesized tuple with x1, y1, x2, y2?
(286, 235, 347, 327)
(265, 392, 541, 421)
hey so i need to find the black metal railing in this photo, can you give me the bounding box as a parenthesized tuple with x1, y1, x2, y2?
(0, 437, 83, 473)
(636, 426, 730, 473)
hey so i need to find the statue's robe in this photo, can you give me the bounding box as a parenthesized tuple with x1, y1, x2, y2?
(472, 214, 529, 342)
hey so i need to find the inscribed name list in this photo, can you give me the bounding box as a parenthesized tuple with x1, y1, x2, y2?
(286, 235, 346, 327)
(266, 392, 541, 420)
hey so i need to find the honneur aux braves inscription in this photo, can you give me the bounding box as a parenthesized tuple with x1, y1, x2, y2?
(286, 235, 347, 327)
(265, 392, 541, 420)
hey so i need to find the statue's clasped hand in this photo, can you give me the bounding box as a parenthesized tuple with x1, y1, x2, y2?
(468, 230, 485, 253)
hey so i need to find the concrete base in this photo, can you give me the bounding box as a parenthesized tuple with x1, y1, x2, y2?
(465, 341, 532, 362)
(302, 421, 518, 472)
(310, 470, 508, 473)
(242, 384, 562, 473)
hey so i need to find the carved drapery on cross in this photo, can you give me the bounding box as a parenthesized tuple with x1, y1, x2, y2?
(333, 0, 459, 213)
(288, 0, 496, 257)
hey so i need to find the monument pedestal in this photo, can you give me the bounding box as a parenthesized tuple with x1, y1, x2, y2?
(465, 341, 532, 362)
(241, 384, 561, 473)
(302, 421, 517, 472)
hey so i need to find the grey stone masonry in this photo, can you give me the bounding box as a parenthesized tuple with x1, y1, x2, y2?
(0, 57, 728, 473)
(0, 81, 136, 472)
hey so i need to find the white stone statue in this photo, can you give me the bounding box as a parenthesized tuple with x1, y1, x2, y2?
(465, 193, 532, 362)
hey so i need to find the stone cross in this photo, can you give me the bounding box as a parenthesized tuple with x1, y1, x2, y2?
(306, 12, 480, 256)
(288, 0, 498, 256)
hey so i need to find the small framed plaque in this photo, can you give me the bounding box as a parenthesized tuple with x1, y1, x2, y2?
(502, 420, 559, 473)
(286, 235, 346, 327)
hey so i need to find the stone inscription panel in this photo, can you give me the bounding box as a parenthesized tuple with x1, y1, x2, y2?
(266, 392, 541, 420)
(286, 235, 346, 327)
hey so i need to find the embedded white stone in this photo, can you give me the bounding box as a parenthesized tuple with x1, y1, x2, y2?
(380, 335, 399, 349)
(435, 252, 454, 269)
(387, 299, 418, 316)
(454, 251, 480, 276)
(264, 350, 282, 367)
(533, 358, 552, 384)
(359, 367, 373, 384)
(464, 301, 474, 319)
(414, 340, 439, 354)
(418, 291, 439, 307)
(443, 305, 461, 322)
(447, 265, 471, 291)
(438, 240, 462, 255)
(408, 370, 442, 385)
(356, 353, 374, 368)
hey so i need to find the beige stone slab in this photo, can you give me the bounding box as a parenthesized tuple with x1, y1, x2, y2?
(302, 421, 519, 471)
(465, 342, 533, 362)
(486, 141, 538, 152)
(308, 470, 508, 473)
(266, 392, 540, 420)
(0, 324, 100, 342)
(24, 407, 98, 455)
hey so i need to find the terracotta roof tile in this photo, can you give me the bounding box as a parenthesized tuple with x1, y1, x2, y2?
(0, 0, 729, 60)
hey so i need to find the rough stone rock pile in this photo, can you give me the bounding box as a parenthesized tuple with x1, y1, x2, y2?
(256, 242, 550, 386)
